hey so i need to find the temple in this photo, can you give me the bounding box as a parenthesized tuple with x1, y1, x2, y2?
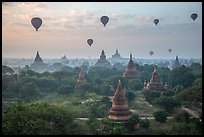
(111, 49, 121, 59)
(30, 51, 48, 72)
(75, 68, 86, 89)
(172, 56, 182, 69)
(93, 50, 112, 68)
(122, 54, 139, 79)
(108, 80, 132, 121)
(144, 65, 167, 91)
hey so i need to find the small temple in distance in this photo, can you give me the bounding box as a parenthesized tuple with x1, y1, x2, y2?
(30, 51, 48, 72)
(93, 50, 112, 68)
(122, 54, 139, 80)
(172, 56, 182, 69)
(75, 68, 86, 89)
(108, 80, 132, 122)
(144, 65, 168, 91)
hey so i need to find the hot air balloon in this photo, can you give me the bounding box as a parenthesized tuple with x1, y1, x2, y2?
(191, 13, 198, 21)
(100, 16, 109, 27)
(154, 19, 159, 25)
(149, 51, 154, 56)
(168, 49, 172, 53)
(31, 17, 42, 31)
(87, 39, 93, 47)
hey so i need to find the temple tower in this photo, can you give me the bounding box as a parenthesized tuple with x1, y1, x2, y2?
(93, 50, 112, 68)
(144, 65, 166, 91)
(108, 80, 132, 121)
(122, 54, 139, 79)
(172, 56, 182, 69)
(75, 68, 86, 89)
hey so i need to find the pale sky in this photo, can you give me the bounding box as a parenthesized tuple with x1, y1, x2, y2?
(2, 2, 202, 59)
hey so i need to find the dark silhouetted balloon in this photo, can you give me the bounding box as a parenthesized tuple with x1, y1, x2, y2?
(191, 13, 198, 21)
(31, 17, 42, 31)
(154, 19, 159, 25)
(168, 49, 172, 53)
(149, 51, 154, 56)
(87, 39, 93, 47)
(100, 16, 109, 27)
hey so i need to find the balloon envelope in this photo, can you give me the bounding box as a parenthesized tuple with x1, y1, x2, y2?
(154, 19, 159, 25)
(87, 39, 93, 46)
(31, 17, 42, 31)
(191, 13, 198, 21)
(149, 51, 154, 56)
(168, 49, 172, 53)
(100, 16, 109, 27)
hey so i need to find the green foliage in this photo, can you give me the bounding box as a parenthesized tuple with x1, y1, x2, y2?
(154, 97, 180, 113)
(168, 66, 196, 88)
(189, 62, 202, 76)
(127, 113, 140, 131)
(142, 89, 161, 104)
(2, 65, 14, 74)
(139, 118, 150, 129)
(174, 77, 202, 104)
(56, 84, 74, 95)
(2, 102, 85, 135)
(153, 110, 168, 123)
(125, 90, 136, 103)
(127, 79, 143, 91)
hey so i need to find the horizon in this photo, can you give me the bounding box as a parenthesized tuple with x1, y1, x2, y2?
(3, 2, 202, 59)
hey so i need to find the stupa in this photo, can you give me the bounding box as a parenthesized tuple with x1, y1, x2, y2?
(75, 68, 86, 89)
(172, 56, 182, 69)
(144, 65, 166, 91)
(30, 51, 47, 72)
(108, 80, 132, 121)
(122, 54, 139, 79)
(93, 50, 112, 68)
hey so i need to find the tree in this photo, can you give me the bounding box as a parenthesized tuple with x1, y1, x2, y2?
(153, 110, 168, 123)
(2, 102, 85, 135)
(154, 97, 180, 113)
(139, 118, 150, 130)
(168, 66, 195, 88)
(127, 79, 143, 91)
(57, 84, 74, 95)
(125, 90, 136, 103)
(2, 65, 14, 74)
(127, 113, 140, 131)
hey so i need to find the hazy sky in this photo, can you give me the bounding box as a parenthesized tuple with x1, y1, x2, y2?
(2, 2, 202, 59)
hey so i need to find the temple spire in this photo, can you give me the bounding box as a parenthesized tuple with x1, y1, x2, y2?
(108, 79, 132, 121)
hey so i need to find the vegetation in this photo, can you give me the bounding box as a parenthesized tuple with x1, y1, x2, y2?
(2, 63, 202, 135)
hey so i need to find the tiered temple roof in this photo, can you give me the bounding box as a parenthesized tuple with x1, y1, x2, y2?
(34, 51, 43, 62)
(172, 56, 182, 69)
(30, 51, 47, 71)
(144, 65, 167, 91)
(94, 50, 112, 68)
(122, 54, 139, 79)
(111, 49, 121, 59)
(75, 68, 86, 89)
(108, 80, 132, 121)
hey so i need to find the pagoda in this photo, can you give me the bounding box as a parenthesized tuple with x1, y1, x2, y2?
(172, 56, 182, 69)
(75, 68, 86, 89)
(111, 49, 121, 59)
(122, 54, 139, 79)
(93, 50, 112, 68)
(144, 65, 166, 91)
(30, 51, 47, 72)
(108, 80, 132, 121)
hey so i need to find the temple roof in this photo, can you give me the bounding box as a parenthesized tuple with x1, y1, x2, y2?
(77, 68, 86, 83)
(111, 49, 121, 58)
(122, 54, 138, 79)
(108, 80, 132, 121)
(94, 50, 112, 68)
(172, 56, 182, 69)
(34, 51, 43, 62)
